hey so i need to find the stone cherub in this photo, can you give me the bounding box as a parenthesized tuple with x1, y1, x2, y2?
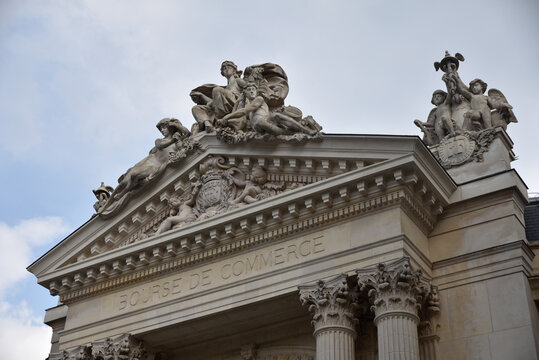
(414, 89, 456, 146)
(107, 118, 190, 204)
(218, 82, 316, 137)
(190, 60, 246, 133)
(227, 166, 286, 204)
(155, 193, 197, 234)
(229, 166, 268, 204)
(451, 72, 516, 130)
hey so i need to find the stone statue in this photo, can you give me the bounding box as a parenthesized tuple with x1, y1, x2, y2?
(219, 82, 317, 137)
(451, 73, 516, 130)
(414, 89, 456, 146)
(189, 61, 322, 143)
(154, 193, 197, 234)
(94, 61, 323, 218)
(228, 166, 268, 204)
(99, 118, 192, 217)
(190, 60, 246, 133)
(92, 182, 114, 212)
(227, 166, 286, 205)
(414, 51, 517, 153)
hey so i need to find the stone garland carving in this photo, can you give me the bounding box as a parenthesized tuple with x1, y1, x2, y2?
(94, 61, 322, 216)
(142, 155, 295, 239)
(414, 51, 517, 168)
(299, 274, 360, 332)
(57, 334, 161, 360)
(98, 118, 200, 218)
(433, 127, 497, 168)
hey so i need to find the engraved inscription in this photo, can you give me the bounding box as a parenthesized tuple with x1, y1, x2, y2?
(116, 235, 325, 311)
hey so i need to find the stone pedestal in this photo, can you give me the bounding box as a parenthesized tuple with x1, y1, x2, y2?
(299, 274, 358, 360)
(357, 258, 432, 360)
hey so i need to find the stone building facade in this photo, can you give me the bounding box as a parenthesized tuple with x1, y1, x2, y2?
(29, 58, 539, 359)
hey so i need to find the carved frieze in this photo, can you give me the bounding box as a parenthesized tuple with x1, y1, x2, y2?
(51, 161, 450, 302)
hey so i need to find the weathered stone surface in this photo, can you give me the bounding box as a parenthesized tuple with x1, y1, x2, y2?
(414, 51, 517, 171)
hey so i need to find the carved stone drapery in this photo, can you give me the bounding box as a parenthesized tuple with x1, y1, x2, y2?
(357, 258, 433, 360)
(299, 274, 359, 360)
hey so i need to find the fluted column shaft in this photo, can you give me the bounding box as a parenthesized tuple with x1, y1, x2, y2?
(299, 274, 358, 360)
(314, 326, 355, 360)
(375, 312, 420, 360)
(358, 258, 432, 360)
(419, 334, 439, 360)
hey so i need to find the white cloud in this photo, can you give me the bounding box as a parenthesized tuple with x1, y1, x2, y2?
(0, 300, 52, 360)
(0, 217, 69, 297)
(0, 217, 68, 359)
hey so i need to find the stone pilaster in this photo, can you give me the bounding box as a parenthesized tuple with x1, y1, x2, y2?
(357, 258, 432, 360)
(299, 274, 359, 360)
(418, 285, 441, 360)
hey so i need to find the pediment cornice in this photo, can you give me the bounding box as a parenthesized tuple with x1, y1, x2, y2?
(28, 135, 456, 302)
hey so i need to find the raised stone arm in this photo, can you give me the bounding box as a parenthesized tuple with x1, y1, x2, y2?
(451, 71, 472, 101)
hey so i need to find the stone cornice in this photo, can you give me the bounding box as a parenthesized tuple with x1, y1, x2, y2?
(52, 188, 425, 303)
(29, 137, 455, 302)
(29, 135, 448, 276)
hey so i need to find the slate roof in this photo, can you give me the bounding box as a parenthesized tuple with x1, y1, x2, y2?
(525, 196, 539, 242)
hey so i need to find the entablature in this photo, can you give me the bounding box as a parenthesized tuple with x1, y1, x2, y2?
(37, 154, 453, 304)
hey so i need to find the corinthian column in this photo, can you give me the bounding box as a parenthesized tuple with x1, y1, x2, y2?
(299, 274, 358, 360)
(357, 258, 432, 360)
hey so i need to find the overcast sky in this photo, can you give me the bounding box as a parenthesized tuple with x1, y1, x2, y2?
(1, 1, 538, 358)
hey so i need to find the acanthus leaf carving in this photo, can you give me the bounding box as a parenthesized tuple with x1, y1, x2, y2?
(57, 334, 158, 360)
(299, 274, 359, 332)
(356, 258, 433, 322)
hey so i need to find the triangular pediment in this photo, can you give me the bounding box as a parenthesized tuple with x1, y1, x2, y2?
(28, 134, 456, 301)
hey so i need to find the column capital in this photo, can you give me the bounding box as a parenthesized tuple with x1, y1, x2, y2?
(356, 257, 432, 323)
(299, 273, 359, 335)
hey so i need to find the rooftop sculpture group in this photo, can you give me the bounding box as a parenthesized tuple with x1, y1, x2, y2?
(93, 54, 518, 221)
(414, 51, 517, 168)
(191, 61, 321, 143)
(95, 61, 322, 218)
